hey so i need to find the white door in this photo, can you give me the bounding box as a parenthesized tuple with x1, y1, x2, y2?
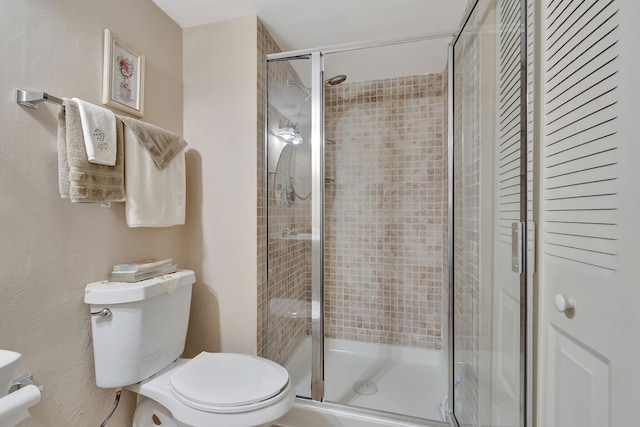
(538, 0, 640, 425)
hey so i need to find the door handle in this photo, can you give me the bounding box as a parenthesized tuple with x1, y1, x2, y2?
(554, 294, 575, 313)
(511, 222, 525, 273)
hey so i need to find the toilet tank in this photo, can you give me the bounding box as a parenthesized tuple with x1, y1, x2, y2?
(84, 270, 195, 388)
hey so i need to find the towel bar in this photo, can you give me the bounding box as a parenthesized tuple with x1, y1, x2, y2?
(16, 88, 64, 109)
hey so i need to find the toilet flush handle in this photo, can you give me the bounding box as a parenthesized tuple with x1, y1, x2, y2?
(90, 308, 112, 318)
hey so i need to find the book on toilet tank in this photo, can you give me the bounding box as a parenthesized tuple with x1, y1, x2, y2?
(112, 258, 173, 273)
(109, 263, 178, 283)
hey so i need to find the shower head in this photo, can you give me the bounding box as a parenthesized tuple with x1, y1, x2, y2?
(325, 75, 347, 86)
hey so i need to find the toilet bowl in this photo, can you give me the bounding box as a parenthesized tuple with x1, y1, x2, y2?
(84, 270, 293, 427)
(133, 397, 177, 427)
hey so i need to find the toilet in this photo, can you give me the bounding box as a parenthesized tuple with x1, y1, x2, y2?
(84, 270, 294, 427)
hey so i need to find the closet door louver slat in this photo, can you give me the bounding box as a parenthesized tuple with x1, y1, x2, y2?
(543, 0, 619, 271)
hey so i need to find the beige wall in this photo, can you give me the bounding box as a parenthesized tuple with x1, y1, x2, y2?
(182, 16, 259, 356)
(0, 1, 184, 426)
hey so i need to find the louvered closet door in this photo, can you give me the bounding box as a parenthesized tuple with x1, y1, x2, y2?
(538, 0, 640, 425)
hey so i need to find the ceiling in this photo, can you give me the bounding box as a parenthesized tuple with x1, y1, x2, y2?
(152, 0, 468, 82)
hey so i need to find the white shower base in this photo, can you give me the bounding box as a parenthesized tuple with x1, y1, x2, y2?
(279, 337, 448, 426)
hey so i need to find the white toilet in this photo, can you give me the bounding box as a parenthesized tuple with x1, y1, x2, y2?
(84, 270, 294, 427)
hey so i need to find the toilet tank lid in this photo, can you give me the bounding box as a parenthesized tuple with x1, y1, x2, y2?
(84, 270, 195, 305)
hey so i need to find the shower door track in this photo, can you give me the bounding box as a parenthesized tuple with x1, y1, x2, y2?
(266, 30, 457, 61)
(292, 399, 451, 427)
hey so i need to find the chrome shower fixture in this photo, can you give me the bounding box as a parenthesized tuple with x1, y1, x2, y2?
(278, 125, 303, 145)
(287, 75, 347, 94)
(286, 79, 311, 98)
(325, 75, 347, 86)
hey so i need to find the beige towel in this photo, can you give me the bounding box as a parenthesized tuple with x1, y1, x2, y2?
(58, 99, 125, 203)
(119, 116, 187, 170)
(57, 104, 70, 198)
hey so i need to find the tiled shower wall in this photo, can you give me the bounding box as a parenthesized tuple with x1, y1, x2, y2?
(324, 75, 447, 349)
(441, 64, 450, 363)
(257, 18, 272, 362)
(257, 20, 311, 366)
(259, 20, 449, 362)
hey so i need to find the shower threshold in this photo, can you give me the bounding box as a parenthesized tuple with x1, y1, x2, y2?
(283, 337, 447, 423)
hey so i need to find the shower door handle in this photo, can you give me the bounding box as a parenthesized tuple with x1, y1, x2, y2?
(511, 222, 525, 274)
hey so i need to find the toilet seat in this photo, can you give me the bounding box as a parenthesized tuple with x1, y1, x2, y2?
(169, 352, 290, 413)
(128, 354, 295, 427)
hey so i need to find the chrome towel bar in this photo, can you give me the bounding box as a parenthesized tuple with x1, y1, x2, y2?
(16, 88, 64, 109)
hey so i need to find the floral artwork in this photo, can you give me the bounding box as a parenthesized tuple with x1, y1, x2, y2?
(116, 55, 134, 102)
(103, 29, 145, 117)
(111, 43, 139, 108)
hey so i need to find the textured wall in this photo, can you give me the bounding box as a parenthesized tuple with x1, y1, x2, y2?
(324, 75, 447, 349)
(0, 0, 183, 426)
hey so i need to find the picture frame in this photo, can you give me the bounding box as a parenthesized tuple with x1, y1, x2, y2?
(102, 29, 145, 117)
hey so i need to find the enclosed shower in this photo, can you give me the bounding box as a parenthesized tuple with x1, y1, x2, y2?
(260, 1, 531, 425)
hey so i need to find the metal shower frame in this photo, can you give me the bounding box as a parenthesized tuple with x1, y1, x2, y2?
(263, 0, 530, 421)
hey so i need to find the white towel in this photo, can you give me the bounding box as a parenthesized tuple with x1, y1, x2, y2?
(124, 126, 186, 227)
(72, 98, 117, 165)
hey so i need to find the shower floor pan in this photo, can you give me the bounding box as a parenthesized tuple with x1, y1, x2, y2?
(283, 337, 447, 423)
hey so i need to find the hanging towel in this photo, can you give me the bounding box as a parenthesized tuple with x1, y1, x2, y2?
(124, 125, 185, 227)
(72, 98, 117, 165)
(57, 104, 70, 198)
(120, 116, 187, 169)
(58, 99, 125, 203)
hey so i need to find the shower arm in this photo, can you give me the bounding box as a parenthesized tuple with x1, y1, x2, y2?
(287, 80, 311, 99)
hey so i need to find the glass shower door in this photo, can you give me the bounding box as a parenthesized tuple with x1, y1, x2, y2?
(450, 0, 527, 426)
(265, 53, 324, 401)
(321, 41, 451, 422)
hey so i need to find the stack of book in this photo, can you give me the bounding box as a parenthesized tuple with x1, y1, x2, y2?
(110, 259, 177, 283)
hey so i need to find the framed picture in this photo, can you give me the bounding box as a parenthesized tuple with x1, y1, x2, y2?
(102, 29, 145, 117)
